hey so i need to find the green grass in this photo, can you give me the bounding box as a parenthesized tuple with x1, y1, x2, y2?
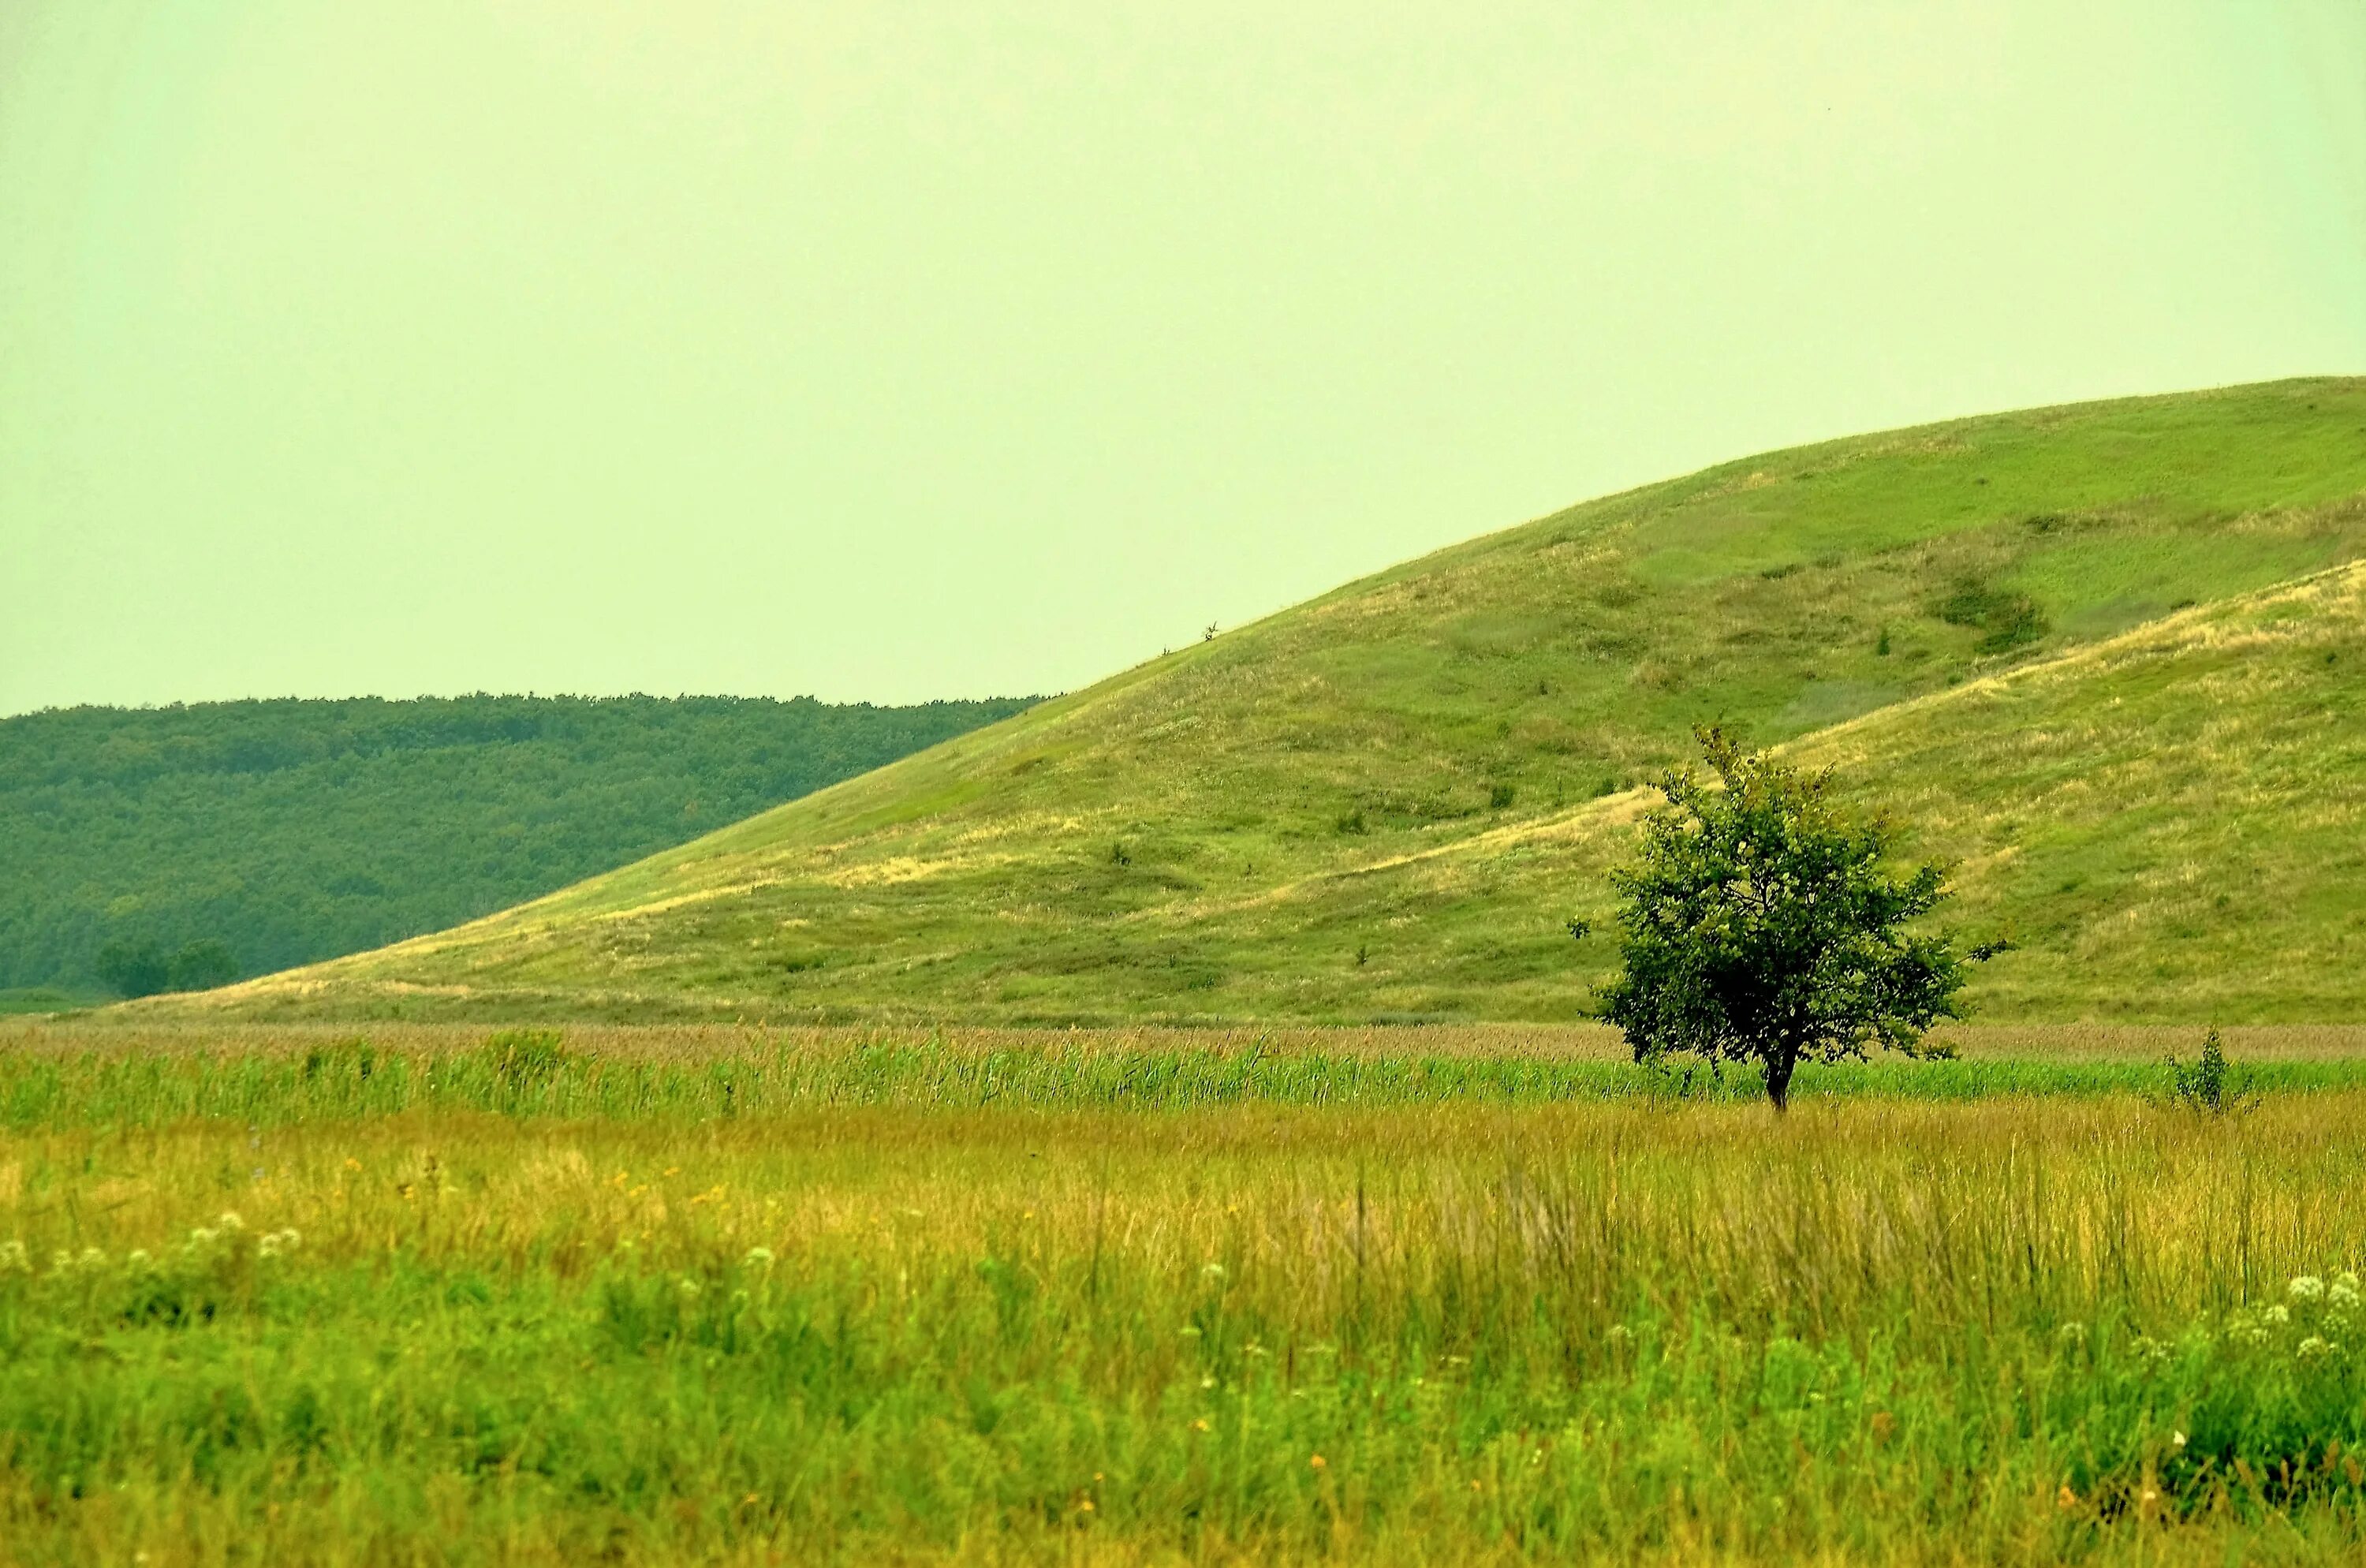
(4, 1026, 2366, 1564)
(175, 379, 2366, 1025)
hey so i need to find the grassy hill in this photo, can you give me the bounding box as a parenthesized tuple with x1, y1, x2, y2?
(0, 694, 1031, 999)
(186, 379, 2366, 1024)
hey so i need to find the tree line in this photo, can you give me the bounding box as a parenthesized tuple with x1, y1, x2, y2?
(0, 693, 1033, 997)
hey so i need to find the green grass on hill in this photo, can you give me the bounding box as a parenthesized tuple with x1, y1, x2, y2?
(185, 379, 2366, 1025)
(1229, 558, 2366, 1025)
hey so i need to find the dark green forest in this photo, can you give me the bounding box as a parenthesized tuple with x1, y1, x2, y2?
(0, 694, 1032, 1000)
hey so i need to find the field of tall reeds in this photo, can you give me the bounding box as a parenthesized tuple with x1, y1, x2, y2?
(2, 1023, 2363, 1564)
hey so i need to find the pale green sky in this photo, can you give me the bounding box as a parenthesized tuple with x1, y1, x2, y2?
(3, 2, 2360, 714)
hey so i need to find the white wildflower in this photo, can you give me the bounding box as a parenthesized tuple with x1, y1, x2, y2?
(2289, 1275, 2325, 1305)
(2296, 1335, 2334, 1364)
(740, 1246, 774, 1271)
(216, 1211, 244, 1234)
(1200, 1262, 1227, 1282)
(2267, 1304, 2291, 1326)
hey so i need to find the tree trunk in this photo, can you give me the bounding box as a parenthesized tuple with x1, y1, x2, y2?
(1765, 1045, 1800, 1112)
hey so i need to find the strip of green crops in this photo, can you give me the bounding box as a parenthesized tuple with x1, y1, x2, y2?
(0, 1036, 2356, 1127)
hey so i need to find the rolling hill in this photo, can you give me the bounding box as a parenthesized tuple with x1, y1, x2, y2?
(177, 379, 2366, 1025)
(0, 694, 1032, 1001)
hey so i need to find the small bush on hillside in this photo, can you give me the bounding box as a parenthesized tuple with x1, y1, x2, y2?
(1935, 578, 2050, 654)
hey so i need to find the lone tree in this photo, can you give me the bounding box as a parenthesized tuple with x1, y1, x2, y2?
(1595, 728, 2002, 1110)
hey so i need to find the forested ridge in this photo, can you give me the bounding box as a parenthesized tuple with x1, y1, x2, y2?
(0, 693, 1032, 997)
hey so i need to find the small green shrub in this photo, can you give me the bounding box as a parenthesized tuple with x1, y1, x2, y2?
(1935, 578, 2050, 654)
(2168, 1028, 2257, 1114)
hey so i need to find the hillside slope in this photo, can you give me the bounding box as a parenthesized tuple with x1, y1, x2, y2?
(190, 379, 2366, 1023)
(1163, 557, 2365, 1025)
(0, 694, 1032, 996)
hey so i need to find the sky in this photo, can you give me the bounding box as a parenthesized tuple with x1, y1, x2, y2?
(2, 2, 2361, 715)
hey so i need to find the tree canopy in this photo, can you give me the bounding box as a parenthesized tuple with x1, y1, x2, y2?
(1594, 728, 2000, 1108)
(0, 693, 1032, 997)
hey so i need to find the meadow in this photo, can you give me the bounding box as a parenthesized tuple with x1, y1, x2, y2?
(4, 1022, 2365, 1564)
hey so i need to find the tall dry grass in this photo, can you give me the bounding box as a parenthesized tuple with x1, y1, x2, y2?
(1, 1047, 2363, 1562)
